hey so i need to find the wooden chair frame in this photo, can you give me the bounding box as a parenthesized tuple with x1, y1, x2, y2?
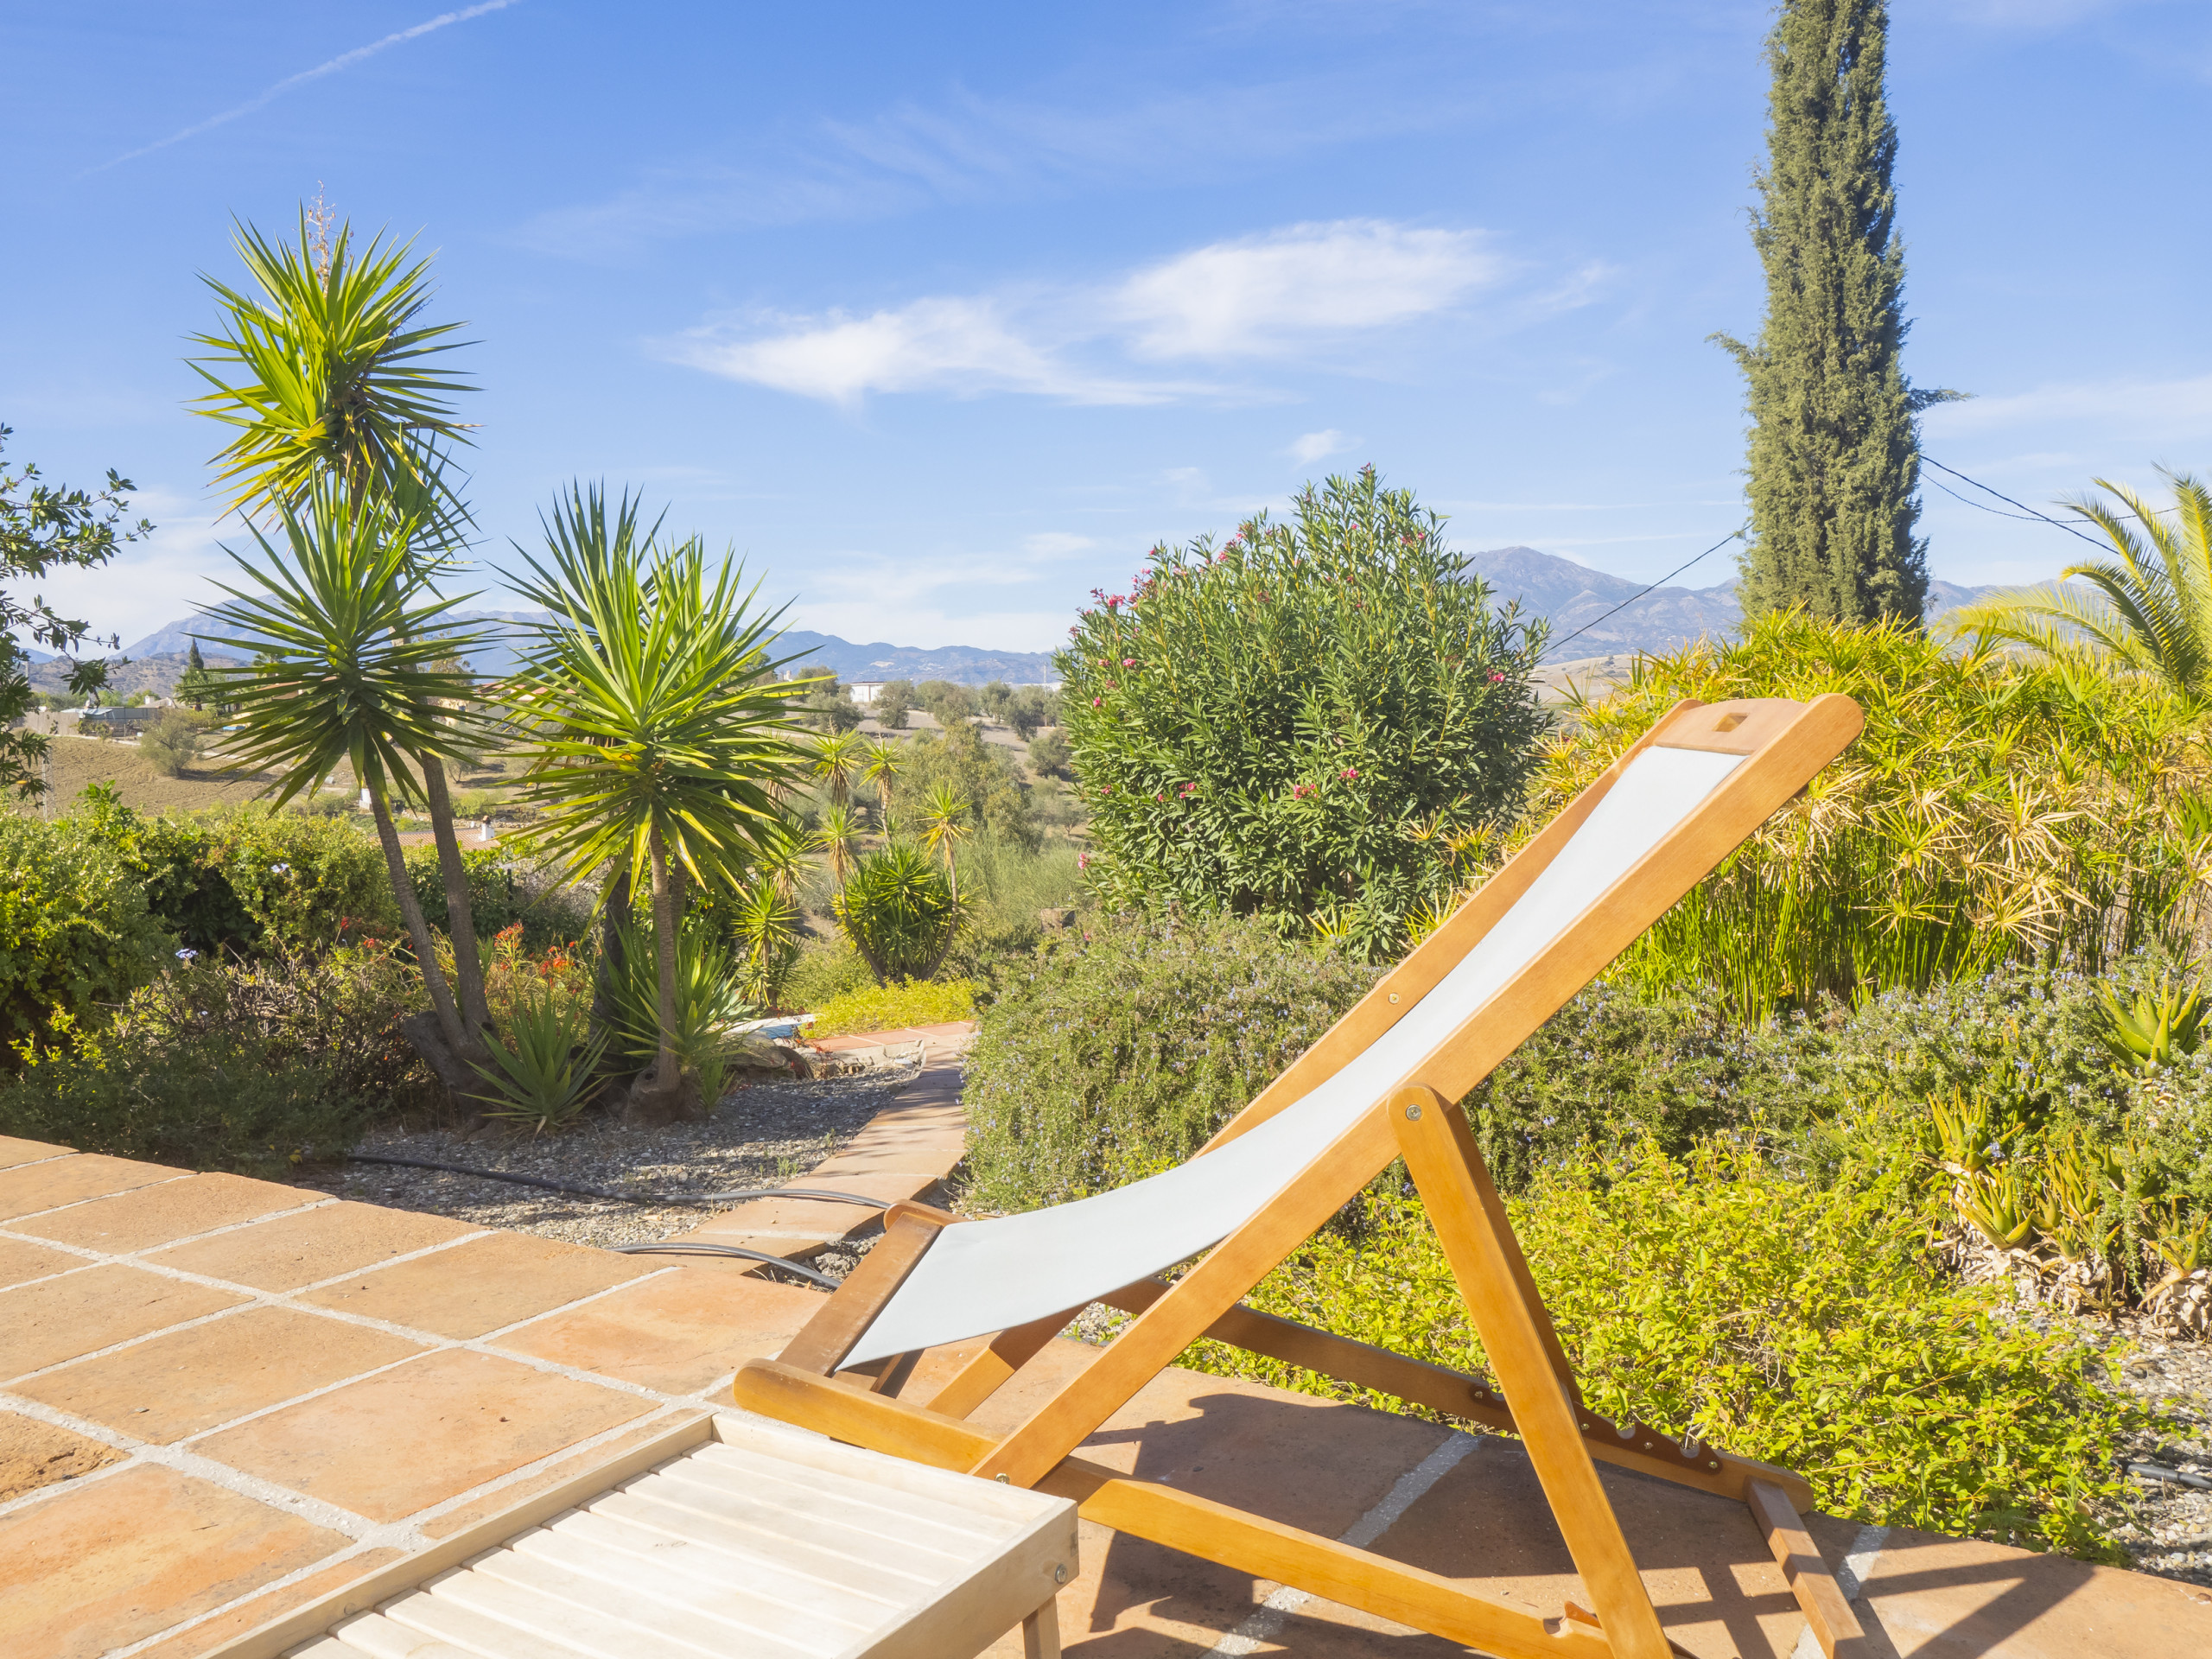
(734, 695, 1872, 1659)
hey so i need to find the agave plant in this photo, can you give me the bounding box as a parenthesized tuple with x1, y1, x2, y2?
(917, 781, 972, 904)
(606, 914, 753, 1104)
(471, 982, 607, 1135)
(811, 802, 865, 893)
(813, 729, 865, 808)
(861, 737, 902, 822)
(188, 208, 474, 522)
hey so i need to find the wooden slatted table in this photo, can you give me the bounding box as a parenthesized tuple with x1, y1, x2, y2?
(209, 1413, 1078, 1659)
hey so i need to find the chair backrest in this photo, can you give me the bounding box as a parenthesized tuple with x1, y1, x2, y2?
(839, 696, 1859, 1366)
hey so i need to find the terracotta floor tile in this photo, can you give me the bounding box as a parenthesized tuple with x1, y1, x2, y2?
(16, 1305, 427, 1445)
(0, 1409, 128, 1503)
(0, 1262, 246, 1381)
(194, 1347, 653, 1522)
(12, 1172, 314, 1255)
(128, 1548, 404, 1659)
(0, 1153, 179, 1223)
(145, 1199, 478, 1292)
(0, 1135, 73, 1169)
(0, 1232, 81, 1290)
(0, 1462, 349, 1659)
(494, 1264, 820, 1394)
(294, 1228, 656, 1338)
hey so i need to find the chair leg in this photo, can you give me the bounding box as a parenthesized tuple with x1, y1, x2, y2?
(1021, 1597, 1062, 1659)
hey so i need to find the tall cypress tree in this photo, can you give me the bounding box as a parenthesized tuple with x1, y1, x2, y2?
(1717, 0, 1955, 626)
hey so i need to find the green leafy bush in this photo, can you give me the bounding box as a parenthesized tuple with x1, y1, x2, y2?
(0, 945, 430, 1169)
(893, 721, 1036, 849)
(810, 978, 975, 1037)
(1058, 468, 1547, 959)
(405, 842, 570, 951)
(963, 908, 1376, 1210)
(140, 709, 209, 777)
(1532, 613, 2208, 1018)
(782, 938, 874, 1010)
(0, 813, 172, 1050)
(836, 842, 959, 983)
(1184, 1136, 2163, 1560)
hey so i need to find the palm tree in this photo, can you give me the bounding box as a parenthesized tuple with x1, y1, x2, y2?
(917, 781, 973, 906)
(861, 736, 902, 827)
(500, 490, 810, 1109)
(811, 802, 864, 892)
(1946, 471, 2212, 704)
(813, 728, 864, 807)
(188, 201, 495, 1061)
(188, 207, 474, 522)
(200, 480, 493, 1066)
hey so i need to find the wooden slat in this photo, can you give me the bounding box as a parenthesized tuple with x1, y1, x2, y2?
(473, 1535, 827, 1658)
(214, 1413, 718, 1659)
(734, 1358, 1612, 1659)
(622, 1465, 982, 1582)
(780, 1203, 959, 1376)
(685, 1438, 1017, 1542)
(578, 1491, 914, 1624)
(707, 1413, 1067, 1531)
(1099, 1280, 1815, 1510)
(380, 1588, 625, 1659)
(1747, 1478, 1872, 1659)
(306, 1610, 480, 1658)
(1395, 1088, 1671, 1659)
(407, 1562, 720, 1659)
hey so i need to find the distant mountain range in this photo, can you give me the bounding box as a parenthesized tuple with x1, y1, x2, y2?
(79, 551, 2024, 702)
(1465, 545, 2005, 659)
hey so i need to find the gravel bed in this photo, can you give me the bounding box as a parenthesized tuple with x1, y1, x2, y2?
(318, 1060, 925, 1251)
(2100, 1317, 2212, 1586)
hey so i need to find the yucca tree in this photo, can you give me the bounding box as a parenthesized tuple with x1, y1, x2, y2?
(917, 781, 972, 905)
(189, 209, 474, 522)
(200, 480, 492, 1061)
(811, 802, 865, 892)
(861, 736, 902, 825)
(813, 728, 864, 807)
(501, 489, 811, 1109)
(1947, 471, 2212, 705)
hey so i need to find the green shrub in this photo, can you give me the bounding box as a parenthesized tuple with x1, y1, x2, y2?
(810, 978, 975, 1038)
(1533, 613, 2207, 1018)
(0, 814, 172, 1050)
(1184, 1135, 2164, 1560)
(963, 908, 1376, 1210)
(1026, 728, 1070, 779)
(836, 842, 958, 983)
(783, 938, 875, 1009)
(943, 837, 1084, 976)
(894, 721, 1036, 849)
(1058, 468, 1547, 959)
(140, 709, 208, 777)
(0, 945, 431, 1169)
(406, 842, 569, 951)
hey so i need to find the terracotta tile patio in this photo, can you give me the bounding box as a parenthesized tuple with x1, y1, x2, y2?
(2, 1039, 2209, 1657)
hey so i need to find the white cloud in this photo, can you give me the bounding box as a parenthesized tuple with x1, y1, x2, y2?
(1022, 532, 1096, 556)
(1288, 429, 1357, 465)
(666, 218, 1505, 407)
(23, 488, 233, 650)
(1116, 221, 1501, 360)
(1923, 372, 2212, 440)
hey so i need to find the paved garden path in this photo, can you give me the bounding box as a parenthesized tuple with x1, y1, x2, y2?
(1, 1037, 2208, 1658)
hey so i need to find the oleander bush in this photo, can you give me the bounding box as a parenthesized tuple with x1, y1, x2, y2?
(1180, 1135, 2167, 1559)
(963, 907, 1376, 1210)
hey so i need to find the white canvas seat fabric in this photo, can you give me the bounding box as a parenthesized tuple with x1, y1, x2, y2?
(843, 744, 1744, 1367)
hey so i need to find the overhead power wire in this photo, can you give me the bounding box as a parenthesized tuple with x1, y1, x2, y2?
(1538, 524, 1746, 664)
(1919, 456, 2117, 553)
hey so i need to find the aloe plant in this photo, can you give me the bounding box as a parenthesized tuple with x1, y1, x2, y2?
(2098, 976, 2206, 1073)
(472, 982, 606, 1135)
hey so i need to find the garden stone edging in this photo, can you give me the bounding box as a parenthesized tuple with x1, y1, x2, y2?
(664, 1020, 976, 1270)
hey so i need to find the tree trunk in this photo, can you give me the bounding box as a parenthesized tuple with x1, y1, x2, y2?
(648, 830, 682, 1094)
(591, 860, 631, 1045)
(368, 786, 474, 1061)
(420, 757, 493, 1039)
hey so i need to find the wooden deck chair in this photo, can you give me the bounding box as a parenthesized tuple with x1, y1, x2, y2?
(734, 694, 1870, 1659)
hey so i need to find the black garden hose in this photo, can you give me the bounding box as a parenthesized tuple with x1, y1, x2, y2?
(608, 1241, 841, 1289)
(345, 1152, 893, 1211)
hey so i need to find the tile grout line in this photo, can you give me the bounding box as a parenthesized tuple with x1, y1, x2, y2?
(100, 1403, 715, 1659)
(0, 1168, 199, 1228)
(1205, 1428, 1485, 1657)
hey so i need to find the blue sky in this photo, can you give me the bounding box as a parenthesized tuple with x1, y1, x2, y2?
(5, 1, 2208, 655)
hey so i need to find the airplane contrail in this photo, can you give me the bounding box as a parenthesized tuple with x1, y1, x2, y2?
(89, 0, 525, 175)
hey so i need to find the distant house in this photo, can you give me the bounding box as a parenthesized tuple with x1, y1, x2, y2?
(848, 682, 884, 705)
(77, 705, 159, 734)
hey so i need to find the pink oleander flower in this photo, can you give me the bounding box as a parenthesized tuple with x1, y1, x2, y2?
(1341, 767, 1359, 780)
